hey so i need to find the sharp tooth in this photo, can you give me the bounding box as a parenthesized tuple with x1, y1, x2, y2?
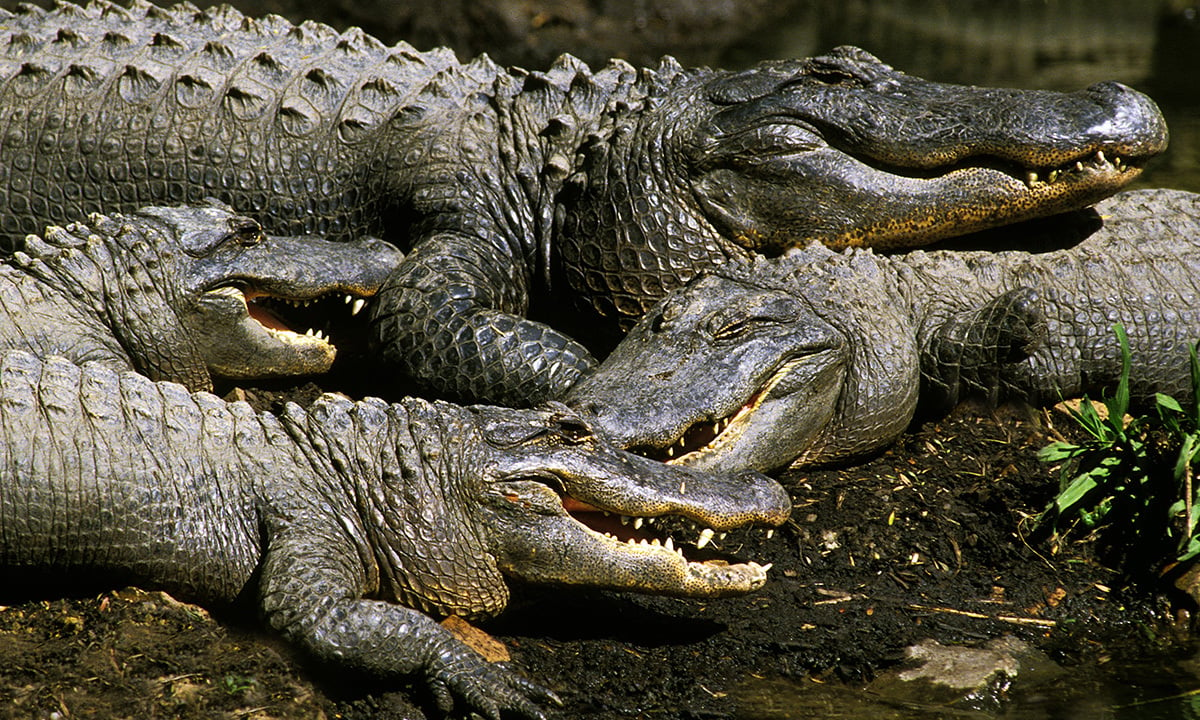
(1047, 169, 1058, 183)
(351, 298, 366, 316)
(718, 532, 727, 541)
(665, 445, 675, 458)
(697, 528, 715, 550)
(634, 518, 644, 530)
(760, 563, 773, 573)
(304, 328, 315, 336)
(1096, 150, 1107, 165)
(344, 295, 353, 304)
(651, 538, 661, 547)
(664, 537, 675, 552)
(1025, 170, 1038, 186)
(766, 529, 775, 540)
(620, 515, 630, 525)
(1076, 161, 1084, 172)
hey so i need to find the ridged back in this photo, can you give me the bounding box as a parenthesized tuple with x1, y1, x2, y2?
(0, 351, 268, 600)
(0, 0, 468, 243)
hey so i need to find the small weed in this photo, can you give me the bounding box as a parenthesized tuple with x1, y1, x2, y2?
(220, 672, 257, 695)
(1037, 325, 1200, 572)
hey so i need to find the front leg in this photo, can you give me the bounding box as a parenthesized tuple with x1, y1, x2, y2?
(369, 234, 595, 405)
(259, 529, 559, 719)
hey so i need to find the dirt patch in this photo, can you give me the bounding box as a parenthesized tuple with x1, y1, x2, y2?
(0, 398, 1188, 720)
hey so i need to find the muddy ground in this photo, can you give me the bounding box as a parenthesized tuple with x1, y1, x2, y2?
(0, 392, 1191, 720)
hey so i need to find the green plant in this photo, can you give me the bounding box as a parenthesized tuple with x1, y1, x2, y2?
(1037, 325, 1200, 569)
(220, 672, 257, 695)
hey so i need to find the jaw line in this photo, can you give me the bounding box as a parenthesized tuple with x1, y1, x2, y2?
(726, 146, 1146, 253)
(636, 355, 807, 466)
(495, 480, 774, 595)
(204, 285, 337, 355)
(196, 284, 338, 374)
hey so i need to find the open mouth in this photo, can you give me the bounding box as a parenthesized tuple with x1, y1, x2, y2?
(495, 460, 790, 596)
(629, 357, 805, 465)
(235, 286, 374, 351)
(561, 494, 775, 587)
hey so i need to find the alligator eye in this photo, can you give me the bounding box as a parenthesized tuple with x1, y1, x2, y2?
(801, 65, 865, 88)
(227, 217, 264, 246)
(710, 318, 752, 341)
(707, 292, 800, 341)
(553, 416, 593, 443)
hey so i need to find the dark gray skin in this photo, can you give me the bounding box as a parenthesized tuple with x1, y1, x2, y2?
(0, 2, 1167, 405)
(567, 189, 1200, 473)
(0, 351, 790, 719)
(0, 201, 401, 391)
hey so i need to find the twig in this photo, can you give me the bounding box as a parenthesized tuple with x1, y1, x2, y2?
(906, 603, 1057, 628)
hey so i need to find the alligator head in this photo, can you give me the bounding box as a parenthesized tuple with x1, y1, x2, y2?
(20, 201, 402, 389)
(556, 45, 1167, 327)
(473, 402, 790, 599)
(306, 396, 792, 619)
(565, 249, 919, 473)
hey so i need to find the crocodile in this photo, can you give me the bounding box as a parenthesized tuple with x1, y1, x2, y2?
(0, 1, 1168, 405)
(0, 350, 790, 718)
(566, 188, 1200, 473)
(0, 201, 400, 391)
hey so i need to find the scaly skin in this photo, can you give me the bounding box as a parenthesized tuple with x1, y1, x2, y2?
(567, 189, 1200, 472)
(0, 351, 789, 718)
(0, 201, 400, 391)
(0, 2, 1167, 404)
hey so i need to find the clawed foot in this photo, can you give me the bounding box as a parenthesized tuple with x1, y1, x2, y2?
(921, 286, 1047, 410)
(426, 647, 562, 719)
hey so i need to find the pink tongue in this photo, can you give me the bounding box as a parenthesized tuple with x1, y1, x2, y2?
(562, 497, 599, 512)
(247, 302, 292, 332)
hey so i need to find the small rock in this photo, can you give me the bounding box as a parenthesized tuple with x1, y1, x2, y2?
(869, 635, 1062, 712)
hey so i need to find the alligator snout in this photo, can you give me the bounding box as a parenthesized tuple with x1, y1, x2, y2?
(1083, 81, 1170, 158)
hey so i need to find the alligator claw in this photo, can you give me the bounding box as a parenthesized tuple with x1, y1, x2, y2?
(427, 648, 558, 719)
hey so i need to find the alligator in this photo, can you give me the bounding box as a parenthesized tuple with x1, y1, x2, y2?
(0, 201, 400, 391)
(566, 188, 1200, 473)
(0, 350, 790, 718)
(0, 1, 1167, 405)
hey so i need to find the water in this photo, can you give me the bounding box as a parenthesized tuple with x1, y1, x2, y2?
(733, 668, 1200, 720)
